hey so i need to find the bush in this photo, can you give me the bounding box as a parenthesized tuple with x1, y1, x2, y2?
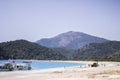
(91, 63, 99, 67)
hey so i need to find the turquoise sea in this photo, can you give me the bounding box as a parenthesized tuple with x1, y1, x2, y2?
(0, 60, 84, 70)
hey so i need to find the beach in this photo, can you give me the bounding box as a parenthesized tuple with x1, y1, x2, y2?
(0, 61, 120, 80)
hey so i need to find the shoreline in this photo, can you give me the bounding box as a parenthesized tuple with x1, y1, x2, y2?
(0, 60, 120, 80)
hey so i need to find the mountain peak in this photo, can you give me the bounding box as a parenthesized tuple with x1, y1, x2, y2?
(59, 31, 83, 35)
(56, 31, 85, 40)
(36, 31, 108, 49)
(57, 31, 82, 37)
(65, 31, 80, 34)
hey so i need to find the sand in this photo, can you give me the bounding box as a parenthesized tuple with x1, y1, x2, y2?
(0, 61, 120, 80)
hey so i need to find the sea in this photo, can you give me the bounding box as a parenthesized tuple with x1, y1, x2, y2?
(0, 60, 84, 70)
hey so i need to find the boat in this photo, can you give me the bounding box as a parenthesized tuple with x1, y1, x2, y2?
(14, 61, 32, 70)
(0, 63, 14, 71)
(0, 60, 32, 71)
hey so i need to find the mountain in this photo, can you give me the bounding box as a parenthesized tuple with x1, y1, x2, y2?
(52, 48, 76, 59)
(73, 41, 120, 61)
(36, 31, 108, 49)
(0, 39, 120, 61)
(0, 40, 66, 60)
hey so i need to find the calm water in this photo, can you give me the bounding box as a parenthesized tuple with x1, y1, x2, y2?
(0, 60, 84, 70)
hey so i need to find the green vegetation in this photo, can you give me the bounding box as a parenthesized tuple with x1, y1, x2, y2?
(0, 40, 66, 60)
(52, 48, 76, 59)
(0, 40, 120, 61)
(73, 41, 120, 61)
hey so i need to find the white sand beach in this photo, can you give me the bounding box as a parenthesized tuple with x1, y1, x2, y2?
(0, 61, 120, 80)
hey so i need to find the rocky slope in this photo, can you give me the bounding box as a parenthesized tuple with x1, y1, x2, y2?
(36, 31, 108, 49)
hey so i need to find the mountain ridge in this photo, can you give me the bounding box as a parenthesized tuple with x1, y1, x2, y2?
(0, 40, 66, 60)
(0, 39, 120, 61)
(36, 31, 108, 49)
(73, 41, 120, 61)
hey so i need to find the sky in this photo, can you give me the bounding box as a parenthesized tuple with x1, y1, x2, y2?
(0, 0, 120, 42)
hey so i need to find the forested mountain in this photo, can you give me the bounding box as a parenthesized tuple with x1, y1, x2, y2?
(0, 39, 120, 61)
(52, 48, 76, 59)
(36, 31, 108, 49)
(0, 40, 66, 60)
(73, 41, 120, 61)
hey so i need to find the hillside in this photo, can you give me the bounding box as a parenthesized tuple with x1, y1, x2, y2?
(0, 40, 66, 60)
(0, 39, 120, 61)
(36, 31, 108, 49)
(52, 48, 76, 59)
(73, 41, 120, 61)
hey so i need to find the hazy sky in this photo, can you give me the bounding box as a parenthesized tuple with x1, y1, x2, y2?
(0, 0, 120, 42)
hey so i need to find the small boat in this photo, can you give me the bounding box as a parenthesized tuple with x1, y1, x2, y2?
(0, 63, 14, 71)
(14, 61, 32, 70)
(0, 60, 32, 71)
